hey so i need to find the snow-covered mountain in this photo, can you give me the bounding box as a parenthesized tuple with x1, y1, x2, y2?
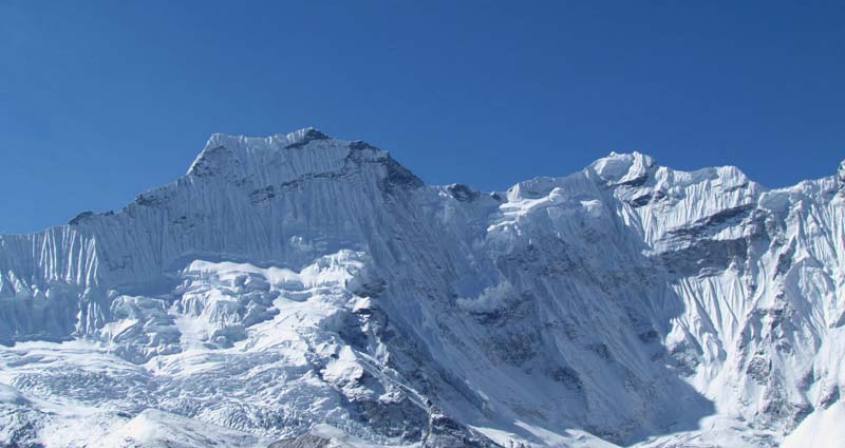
(0, 128, 842, 448)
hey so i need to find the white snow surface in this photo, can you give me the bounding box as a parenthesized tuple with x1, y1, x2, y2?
(0, 129, 843, 447)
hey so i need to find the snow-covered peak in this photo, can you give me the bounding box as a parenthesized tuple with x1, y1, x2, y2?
(187, 127, 351, 176)
(203, 126, 331, 152)
(181, 128, 417, 194)
(0, 131, 842, 448)
(590, 151, 655, 185)
(279, 126, 331, 143)
(838, 158, 845, 183)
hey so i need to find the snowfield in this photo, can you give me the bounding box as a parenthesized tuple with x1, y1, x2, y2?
(0, 128, 842, 447)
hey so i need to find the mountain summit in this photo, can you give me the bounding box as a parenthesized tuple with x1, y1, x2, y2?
(0, 130, 842, 448)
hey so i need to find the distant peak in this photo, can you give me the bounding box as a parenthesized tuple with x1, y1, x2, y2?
(180, 128, 424, 194)
(590, 151, 655, 186)
(290, 126, 329, 138)
(188, 127, 336, 176)
(279, 127, 331, 148)
(203, 127, 331, 150)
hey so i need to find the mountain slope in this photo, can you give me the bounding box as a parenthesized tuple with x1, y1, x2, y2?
(0, 129, 842, 447)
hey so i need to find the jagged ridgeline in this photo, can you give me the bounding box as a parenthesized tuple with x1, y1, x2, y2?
(0, 128, 843, 447)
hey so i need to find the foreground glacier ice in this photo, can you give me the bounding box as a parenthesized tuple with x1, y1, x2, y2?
(0, 128, 843, 447)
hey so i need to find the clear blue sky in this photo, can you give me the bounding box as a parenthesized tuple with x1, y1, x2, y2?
(1, 1, 843, 234)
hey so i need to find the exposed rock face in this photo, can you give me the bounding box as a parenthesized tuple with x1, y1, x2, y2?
(0, 130, 842, 447)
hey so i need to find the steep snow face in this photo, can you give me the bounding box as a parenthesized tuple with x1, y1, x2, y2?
(0, 128, 420, 341)
(590, 152, 845, 435)
(0, 132, 842, 448)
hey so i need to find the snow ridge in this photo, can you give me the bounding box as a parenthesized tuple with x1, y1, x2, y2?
(0, 130, 842, 448)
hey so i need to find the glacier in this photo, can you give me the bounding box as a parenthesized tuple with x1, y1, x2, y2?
(0, 128, 842, 447)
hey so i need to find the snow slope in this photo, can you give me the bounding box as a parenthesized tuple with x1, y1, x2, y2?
(0, 129, 842, 447)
